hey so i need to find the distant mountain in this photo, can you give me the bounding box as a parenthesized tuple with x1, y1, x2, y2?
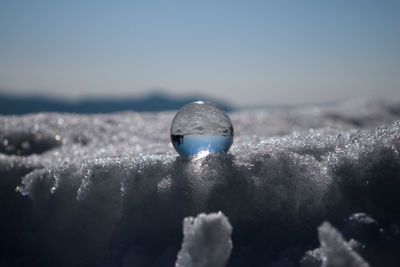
(0, 93, 233, 115)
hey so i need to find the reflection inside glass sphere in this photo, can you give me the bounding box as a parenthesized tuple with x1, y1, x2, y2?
(170, 101, 234, 158)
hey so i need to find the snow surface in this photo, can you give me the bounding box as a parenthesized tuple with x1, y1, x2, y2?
(1, 98, 400, 267)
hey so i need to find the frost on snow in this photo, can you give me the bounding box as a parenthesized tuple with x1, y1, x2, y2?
(0, 98, 400, 266)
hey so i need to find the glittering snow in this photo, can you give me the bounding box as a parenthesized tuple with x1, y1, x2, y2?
(1, 98, 400, 267)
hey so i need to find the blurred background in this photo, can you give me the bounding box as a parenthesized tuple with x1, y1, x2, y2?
(0, 0, 399, 114)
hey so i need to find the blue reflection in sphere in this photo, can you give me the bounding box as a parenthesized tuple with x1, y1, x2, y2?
(170, 101, 234, 158)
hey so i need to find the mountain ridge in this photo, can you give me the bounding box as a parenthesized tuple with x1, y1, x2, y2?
(0, 93, 233, 115)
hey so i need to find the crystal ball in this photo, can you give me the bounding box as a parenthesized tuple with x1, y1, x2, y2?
(170, 101, 234, 158)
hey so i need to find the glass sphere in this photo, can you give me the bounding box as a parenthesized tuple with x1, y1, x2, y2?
(170, 101, 234, 158)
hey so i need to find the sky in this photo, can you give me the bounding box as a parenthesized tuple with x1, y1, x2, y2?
(0, 0, 399, 107)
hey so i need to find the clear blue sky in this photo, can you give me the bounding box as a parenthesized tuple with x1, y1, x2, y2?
(0, 0, 399, 107)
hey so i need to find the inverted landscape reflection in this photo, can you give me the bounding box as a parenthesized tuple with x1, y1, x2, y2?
(171, 134, 233, 158)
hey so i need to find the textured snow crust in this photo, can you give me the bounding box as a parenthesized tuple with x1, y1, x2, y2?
(1, 98, 400, 267)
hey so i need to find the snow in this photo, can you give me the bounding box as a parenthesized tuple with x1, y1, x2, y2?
(175, 212, 232, 267)
(317, 222, 370, 267)
(0, 98, 400, 266)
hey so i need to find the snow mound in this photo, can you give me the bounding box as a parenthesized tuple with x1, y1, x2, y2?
(0, 98, 400, 266)
(318, 222, 369, 267)
(175, 212, 232, 267)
